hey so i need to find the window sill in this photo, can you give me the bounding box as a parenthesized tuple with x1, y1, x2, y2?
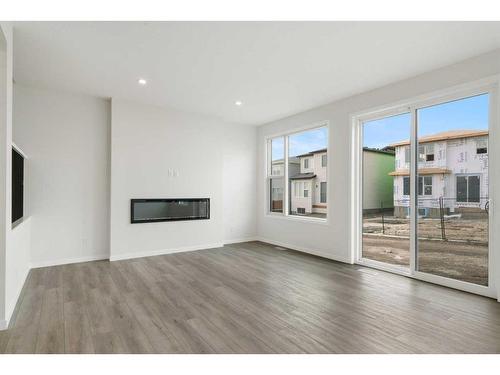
(264, 213, 329, 225)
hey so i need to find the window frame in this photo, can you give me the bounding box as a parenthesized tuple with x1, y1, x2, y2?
(264, 121, 329, 224)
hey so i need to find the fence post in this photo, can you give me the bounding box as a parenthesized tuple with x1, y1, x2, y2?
(439, 196, 446, 241)
(381, 200, 385, 235)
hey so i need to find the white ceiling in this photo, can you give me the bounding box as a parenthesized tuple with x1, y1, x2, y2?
(12, 22, 500, 125)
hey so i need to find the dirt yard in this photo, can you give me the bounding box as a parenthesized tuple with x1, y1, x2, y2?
(363, 215, 488, 244)
(362, 234, 488, 286)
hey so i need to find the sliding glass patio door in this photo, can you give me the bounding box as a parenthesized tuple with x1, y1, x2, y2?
(361, 113, 411, 271)
(357, 85, 495, 297)
(416, 94, 490, 287)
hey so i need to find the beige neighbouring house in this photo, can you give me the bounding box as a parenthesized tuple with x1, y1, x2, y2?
(290, 149, 327, 216)
(389, 129, 489, 218)
(270, 157, 300, 212)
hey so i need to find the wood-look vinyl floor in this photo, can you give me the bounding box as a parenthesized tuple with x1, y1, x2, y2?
(1, 241, 500, 354)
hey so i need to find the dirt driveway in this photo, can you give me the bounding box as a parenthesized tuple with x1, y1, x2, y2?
(362, 234, 488, 286)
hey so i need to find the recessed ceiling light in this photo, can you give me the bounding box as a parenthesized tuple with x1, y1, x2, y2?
(138, 78, 147, 85)
(235, 100, 243, 106)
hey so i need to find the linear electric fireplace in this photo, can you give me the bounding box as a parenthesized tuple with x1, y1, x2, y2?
(131, 198, 210, 223)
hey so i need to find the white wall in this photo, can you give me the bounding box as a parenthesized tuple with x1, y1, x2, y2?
(6, 218, 31, 320)
(110, 99, 256, 260)
(257, 49, 500, 265)
(0, 22, 31, 329)
(223, 125, 257, 243)
(0, 22, 10, 329)
(13, 84, 111, 267)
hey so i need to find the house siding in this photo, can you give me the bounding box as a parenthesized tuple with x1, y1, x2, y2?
(392, 134, 489, 218)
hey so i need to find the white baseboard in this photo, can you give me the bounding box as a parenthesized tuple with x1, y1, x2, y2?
(0, 319, 7, 331)
(223, 237, 258, 245)
(109, 242, 224, 261)
(30, 254, 109, 269)
(256, 237, 352, 264)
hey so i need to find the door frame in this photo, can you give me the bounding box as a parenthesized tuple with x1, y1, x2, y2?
(351, 75, 499, 299)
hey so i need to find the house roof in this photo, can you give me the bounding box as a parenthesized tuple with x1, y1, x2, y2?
(389, 168, 451, 176)
(389, 129, 488, 147)
(290, 173, 317, 180)
(271, 157, 300, 165)
(294, 148, 327, 158)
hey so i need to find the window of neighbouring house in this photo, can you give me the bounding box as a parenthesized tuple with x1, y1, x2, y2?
(418, 176, 433, 196)
(457, 175, 480, 203)
(320, 182, 327, 203)
(418, 144, 435, 162)
(403, 176, 410, 196)
(267, 124, 328, 220)
(404, 146, 411, 165)
(294, 181, 301, 198)
(476, 138, 487, 154)
(321, 154, 327, 167)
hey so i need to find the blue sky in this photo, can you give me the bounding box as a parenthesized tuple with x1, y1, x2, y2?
(363, 93, 489, 149)
(272, 126, 328, 160)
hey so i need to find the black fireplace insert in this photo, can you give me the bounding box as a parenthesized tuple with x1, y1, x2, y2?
(131, 198, 210, 223)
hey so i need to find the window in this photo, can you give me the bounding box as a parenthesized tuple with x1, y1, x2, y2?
(476, 138, 487, 154)
(293, 180, 310, 198)
(320, 182, 327, 203)
(457, 175, 480, 203)
(403, 176, 410, 196)
(418, 144, 434, 162)
(404, 146, 411, 165)
(268, 137, 284, 213)
(12, 148, 24, 224)
(417, 176, 432, 196)
(423, 176, 432, 195)
(267, 124, 328, 219)
(294, 181, 301, 197)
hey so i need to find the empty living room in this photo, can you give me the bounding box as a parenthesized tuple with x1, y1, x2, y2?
(1, 1, 500, 372)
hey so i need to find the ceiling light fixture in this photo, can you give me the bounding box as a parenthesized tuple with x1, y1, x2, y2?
(138, 78, 147, 85)
(235, 100, 243, 106)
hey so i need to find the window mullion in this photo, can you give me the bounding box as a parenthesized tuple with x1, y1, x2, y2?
(284, 135, 290, 216)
